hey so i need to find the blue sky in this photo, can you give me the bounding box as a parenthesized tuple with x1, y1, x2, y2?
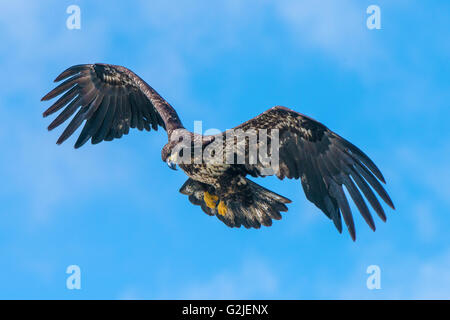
(0, 0, 449, 299)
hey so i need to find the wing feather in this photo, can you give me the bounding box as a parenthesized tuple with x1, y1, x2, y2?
(330, 182, 356, 241)
(220, 106, 394, 240)
(48, 95, 82, 131)
(42, 63, 184, 148)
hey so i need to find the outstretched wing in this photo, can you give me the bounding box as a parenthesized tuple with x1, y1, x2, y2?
(222, 106, 395, 240)
(41, 63, 184, 148)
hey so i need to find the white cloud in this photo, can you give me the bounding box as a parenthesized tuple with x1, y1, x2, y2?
(0, 92, 146, 225)
(0, 1, 107, 97)
(275, 0, 382, 71)
(412, 201, 437, 242)
(117, 286, 142, 300)
(180, 257, 279, 299)
(395, 144, 450, 206)
(414, 251, 450, 299)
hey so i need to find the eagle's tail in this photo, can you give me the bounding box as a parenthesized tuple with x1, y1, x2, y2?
(220, 178, 292, 228)
(179, 178, 291, 229)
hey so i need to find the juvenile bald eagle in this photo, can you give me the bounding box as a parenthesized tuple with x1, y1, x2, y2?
(41, 63, 395, 240)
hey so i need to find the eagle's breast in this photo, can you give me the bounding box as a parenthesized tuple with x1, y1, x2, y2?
(179, 163, 231, 186)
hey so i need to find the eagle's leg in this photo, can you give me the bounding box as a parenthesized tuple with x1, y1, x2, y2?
(203, 191, 219, 209)
(217, 200, 228, 216)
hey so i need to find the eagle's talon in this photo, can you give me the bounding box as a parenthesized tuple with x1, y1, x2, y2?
(204, 191, 219, 209)
(217, 200, 227, 216)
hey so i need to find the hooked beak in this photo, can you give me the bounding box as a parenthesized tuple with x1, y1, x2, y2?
(166, 158, 177, 171)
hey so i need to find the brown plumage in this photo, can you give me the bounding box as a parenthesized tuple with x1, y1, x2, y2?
(42, 63, 395, 241)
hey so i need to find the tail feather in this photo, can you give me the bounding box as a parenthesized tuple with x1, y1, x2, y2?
(179, 178, 291, 229)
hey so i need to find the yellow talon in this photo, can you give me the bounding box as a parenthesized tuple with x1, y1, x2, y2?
(217, 200, 228, 216)
(204, 191, 219, 209)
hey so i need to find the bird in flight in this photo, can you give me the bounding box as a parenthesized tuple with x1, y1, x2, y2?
(41, 63, 395, 241)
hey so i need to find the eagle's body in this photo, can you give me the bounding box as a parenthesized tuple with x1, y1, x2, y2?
(182, 163, 235, 187)
(42, 63, 395, 240)
(179, 155, 233, 187)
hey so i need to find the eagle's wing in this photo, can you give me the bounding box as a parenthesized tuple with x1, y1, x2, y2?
(41, 63, 184, 147)
(221, 106, 395, 240)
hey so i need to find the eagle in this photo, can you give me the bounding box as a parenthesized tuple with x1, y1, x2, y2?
(41, 63, 395, 241)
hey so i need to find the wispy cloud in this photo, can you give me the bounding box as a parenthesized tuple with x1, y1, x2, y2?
(338, 249, 450, 299)
(179, 256, 279, 299)
(276, 0, 381, 71)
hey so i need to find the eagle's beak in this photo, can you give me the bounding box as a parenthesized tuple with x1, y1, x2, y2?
(166, 154, 178, 171)
(167, 160, 177, 170)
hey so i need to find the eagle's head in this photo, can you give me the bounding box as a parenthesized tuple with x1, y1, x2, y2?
(161, 140, 181, 171)
(162, 130, 214, 170)
(161, 129, 194, 170)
